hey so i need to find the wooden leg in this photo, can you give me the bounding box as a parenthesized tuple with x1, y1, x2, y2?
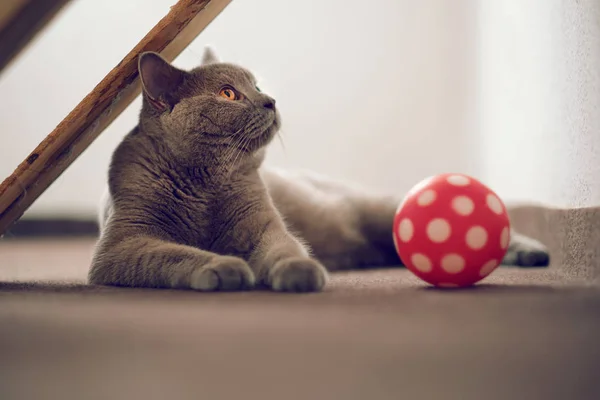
(0, 0, 232, 236)
(0, 0, 72, 73)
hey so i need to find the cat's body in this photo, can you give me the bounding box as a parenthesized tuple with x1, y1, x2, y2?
(91, 48, 549, 292)
(98, 165, 400, 273)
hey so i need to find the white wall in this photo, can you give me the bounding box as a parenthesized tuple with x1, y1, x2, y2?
(476, 0, 600, 208)
(0, 0, 477, 219)
(4, 0, 597, 220)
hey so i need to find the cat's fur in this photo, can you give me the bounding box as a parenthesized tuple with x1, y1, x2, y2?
(90, 48, 549, 292)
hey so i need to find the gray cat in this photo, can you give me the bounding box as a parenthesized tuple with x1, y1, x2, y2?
(90, 48, 549, 292)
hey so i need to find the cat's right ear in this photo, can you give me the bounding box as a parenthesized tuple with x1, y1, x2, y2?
(201, 46, 220, 65)
(138, 52, 187, 112)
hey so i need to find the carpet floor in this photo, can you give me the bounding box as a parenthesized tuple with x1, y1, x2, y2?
(0, 236, 599, 400)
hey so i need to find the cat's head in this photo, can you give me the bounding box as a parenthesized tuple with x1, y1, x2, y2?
(138, 47, 280, 166)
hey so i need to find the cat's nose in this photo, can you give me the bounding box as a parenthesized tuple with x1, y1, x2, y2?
(263, 97, 276, 110)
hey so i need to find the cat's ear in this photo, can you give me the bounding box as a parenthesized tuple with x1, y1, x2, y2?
(201, 46, 220, 65)
(138, 52, 187, 112)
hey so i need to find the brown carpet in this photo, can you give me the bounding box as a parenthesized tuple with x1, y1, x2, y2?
(1, 204, 599, 400)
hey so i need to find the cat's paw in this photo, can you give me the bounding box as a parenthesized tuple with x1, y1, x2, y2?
(502, 233, 550, 267)
(268, 257, 328, 293)
(191, 256, 255, 291)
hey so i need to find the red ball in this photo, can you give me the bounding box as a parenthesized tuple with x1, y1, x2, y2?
(393, 173, 511, 288)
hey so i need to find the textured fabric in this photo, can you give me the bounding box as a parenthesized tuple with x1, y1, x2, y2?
(508, 204, 600, 282)
(0, 269, 599, 400)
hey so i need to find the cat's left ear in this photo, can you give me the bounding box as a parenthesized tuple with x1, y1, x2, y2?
(201, 46, 220, 65)
(138, 52, 188, 112)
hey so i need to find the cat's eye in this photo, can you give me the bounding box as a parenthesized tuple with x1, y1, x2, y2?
(219, 87, 239, 101)
(255, 86, 261, 92)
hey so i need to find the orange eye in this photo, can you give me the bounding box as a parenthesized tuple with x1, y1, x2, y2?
(219, 87, 238, 100)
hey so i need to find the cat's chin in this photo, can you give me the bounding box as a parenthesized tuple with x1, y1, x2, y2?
(240, 120, 278, 152)
(241, 132, 274, 154)
(256, 123, 279, 148)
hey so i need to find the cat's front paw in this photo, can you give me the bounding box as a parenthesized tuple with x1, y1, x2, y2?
(502, 233, 550, 267)
(191, 256, 255, 291)
(268, 258, 328, 293)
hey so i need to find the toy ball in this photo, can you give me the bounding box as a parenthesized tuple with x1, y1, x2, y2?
(393, 173, 511, 288)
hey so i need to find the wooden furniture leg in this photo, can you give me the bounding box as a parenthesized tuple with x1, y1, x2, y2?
(0, 0, 72, 74)
(0, 0, 232, 236)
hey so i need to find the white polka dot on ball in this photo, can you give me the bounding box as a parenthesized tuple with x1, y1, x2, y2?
(466, 226, 488, 250)
(411, 253, 433, 273)
(486, 193, 503, 215)
(417, 189, 437, 206)
(500, 226, 510, 249)
(426, 218, 451, 243)
(447, 175, 470, 186)
(441, 253, 466, 274)
(480, 259, 499, 277)
(398, 218, 414, 243)
(452, 195, 474, 216)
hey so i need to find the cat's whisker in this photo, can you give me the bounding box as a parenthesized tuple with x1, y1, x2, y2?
(222, 124, 255, 171)
(229, 137, 248, 165)
(276, 130, 286, 153)
(224, 114, 262, 164)
(235, 127, 256, 161)
(220, 122, 251, 166)
(222, 136, 245, 168)
(221, 136, 242, 164)
(229, 133, 253, 173)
